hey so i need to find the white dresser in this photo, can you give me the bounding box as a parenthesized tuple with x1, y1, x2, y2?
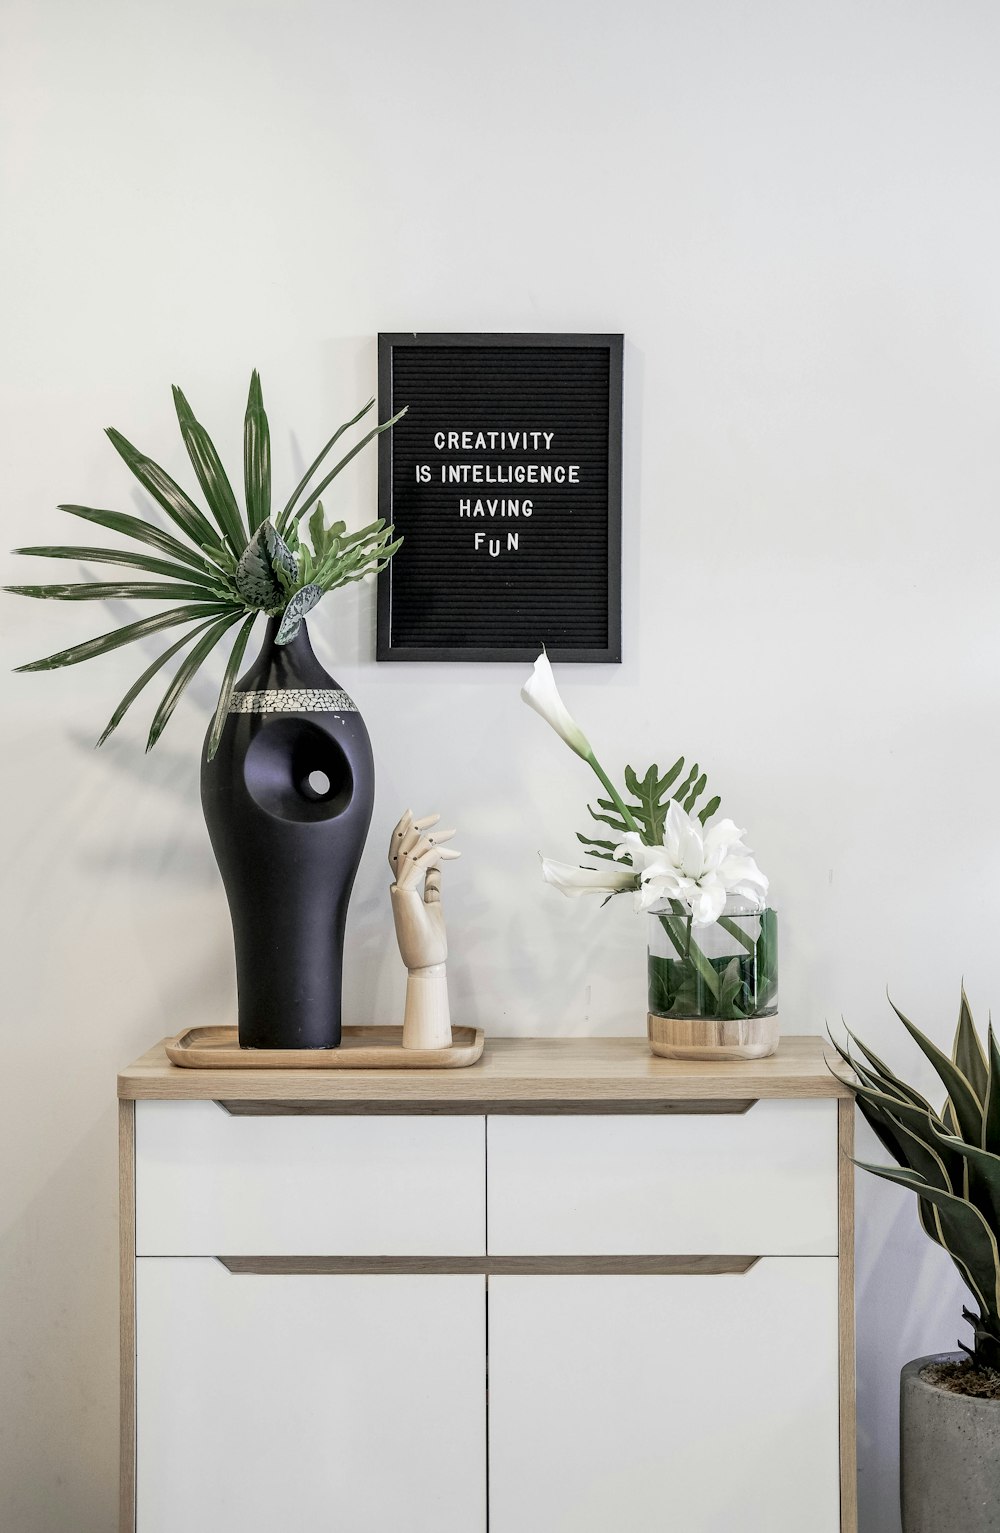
(118, 1035, 856, 1532)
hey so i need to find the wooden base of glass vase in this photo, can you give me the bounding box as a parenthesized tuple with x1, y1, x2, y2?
(647, 1012, 780, 1061)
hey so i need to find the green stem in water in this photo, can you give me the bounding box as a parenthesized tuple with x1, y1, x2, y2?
(717, 913, 757, 954)
(664, 900, 721, 1001)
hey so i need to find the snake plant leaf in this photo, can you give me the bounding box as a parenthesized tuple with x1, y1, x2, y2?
(13, 602, 233, 671)
(146, 612, 242, 751)
(97, 614, 224, 746)
(105, 429, 218, 550)
(283, 408, 408, 531)
(276, 583, 322, 644)
(58, 505, 221, 575)
(276, 397, 376, 530)
(854, 1159, 1000, 1319)
(842, 1023, 939, 1115)
(6, 581, 225, 603)
(171, 387, 247, 556)
(205, 613, 257, 763)
(927, 1124, 1000, 1227)
(954, 985, 990, 1104)
(888, 997, 983, 1145)
(243, 371, 270, 534)
(983, 1025, 1000, 1153)
(13, 544, 228, 588)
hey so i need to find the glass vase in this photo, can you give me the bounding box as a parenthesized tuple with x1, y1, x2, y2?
(646, 896, 778, 1060)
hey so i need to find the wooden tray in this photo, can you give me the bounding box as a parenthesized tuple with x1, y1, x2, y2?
(165, 1024, 485, 1070)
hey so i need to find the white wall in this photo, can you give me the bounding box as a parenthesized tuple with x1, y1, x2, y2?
(2, 0, 998, 1526)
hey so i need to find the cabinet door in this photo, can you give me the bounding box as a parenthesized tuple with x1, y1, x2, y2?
(488, 1259, 840, 1533)
(136, 1260, 486, 1533)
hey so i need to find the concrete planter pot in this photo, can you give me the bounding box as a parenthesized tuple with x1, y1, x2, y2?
(901, 1353, 1000, 1532)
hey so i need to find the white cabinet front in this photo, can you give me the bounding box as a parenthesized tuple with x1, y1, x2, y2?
(487, 1102, 838, 1255)
(135, 1260, 486, 1533)
(135, 1101, 485, 1255)
(488, 1259, 840, 1533)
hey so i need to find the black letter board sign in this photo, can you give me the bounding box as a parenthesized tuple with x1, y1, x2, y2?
(376, 333, 622, 662)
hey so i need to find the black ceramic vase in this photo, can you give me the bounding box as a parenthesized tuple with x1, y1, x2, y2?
(201, 617, 375, 1048)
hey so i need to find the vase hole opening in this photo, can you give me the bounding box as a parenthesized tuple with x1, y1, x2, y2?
(243, 717, 354, 823)
(304, 769, 332, 799)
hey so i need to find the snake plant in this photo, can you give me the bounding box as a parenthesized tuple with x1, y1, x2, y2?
(6, 373, 404, 758)
(830, 994, 1000, 1373)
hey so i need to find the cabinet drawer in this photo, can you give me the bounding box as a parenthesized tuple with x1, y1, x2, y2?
(487, 1100, 838, 1255)
(135, 1101, 485, 1255)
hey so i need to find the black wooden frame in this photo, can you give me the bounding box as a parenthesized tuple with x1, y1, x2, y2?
(376, 332, 623, 662)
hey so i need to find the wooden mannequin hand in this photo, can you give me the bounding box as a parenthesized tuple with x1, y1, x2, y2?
(388, 811, 459, 971)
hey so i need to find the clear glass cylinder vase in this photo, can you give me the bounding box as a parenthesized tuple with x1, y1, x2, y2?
(647, 895, 778, 1023)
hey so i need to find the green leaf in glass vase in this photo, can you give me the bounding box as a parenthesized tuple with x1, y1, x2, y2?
(717, 958, 746, 1020)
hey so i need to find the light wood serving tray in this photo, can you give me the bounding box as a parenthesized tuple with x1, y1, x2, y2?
(166, 1024, 485, 1070)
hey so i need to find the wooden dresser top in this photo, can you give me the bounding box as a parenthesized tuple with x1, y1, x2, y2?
(118, 1034, 850, 1105)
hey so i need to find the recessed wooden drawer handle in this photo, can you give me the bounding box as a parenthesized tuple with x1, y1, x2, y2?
(214, 1098, 761, 1117)
(216, 1255, 761, 1276)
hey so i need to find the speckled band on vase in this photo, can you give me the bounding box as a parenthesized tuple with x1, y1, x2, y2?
(228, 689, 358, 715)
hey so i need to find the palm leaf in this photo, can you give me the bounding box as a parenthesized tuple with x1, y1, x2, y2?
(97, 615, 224, 746)
(13, 544, 229, 587)
(7, 581, 225, 603)
(888, 997, 983, 1145)
(276, 397, 375, 530)
(14, 603, 234, 672)
(105, 429, 217, 550)
(58, 505, 221, 575)
(205, 613, 257, 762)
(146, 613, 242, 751)
(171, 387, 247, 555)
(243, 371, 270, 534)
(282, 409, 408, 532)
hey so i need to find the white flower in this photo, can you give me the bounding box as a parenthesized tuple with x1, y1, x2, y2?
(539, 855, 637, 899)
(521, 651, 592, 760)
(617, 803, 768, 925)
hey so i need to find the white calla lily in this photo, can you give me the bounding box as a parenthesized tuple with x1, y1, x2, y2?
(521, 652, 592, 760)
(539, 855, 636, 899)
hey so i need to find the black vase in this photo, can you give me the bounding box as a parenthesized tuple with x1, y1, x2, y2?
(201, 617, 375, 1048)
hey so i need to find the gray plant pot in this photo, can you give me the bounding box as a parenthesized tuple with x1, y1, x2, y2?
(901, 1353, 1000, 1532)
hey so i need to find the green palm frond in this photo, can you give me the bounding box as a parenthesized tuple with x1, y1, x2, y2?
(171, 386, 247, 556)
(243, 371, 270, 534)
(837, 994, 1000, 1373)
(8, 373, 405, 755)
